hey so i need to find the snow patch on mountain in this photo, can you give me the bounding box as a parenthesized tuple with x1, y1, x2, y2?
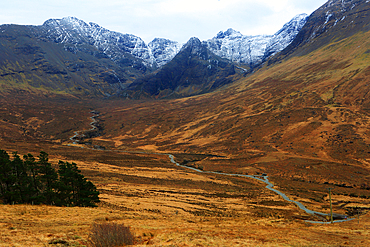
(42, 17, 180, 68)
(148, 38, 183, 67)
(41, 14, 308, 70)
(265, 13, 309, 58)
(205, 14, 308, 66)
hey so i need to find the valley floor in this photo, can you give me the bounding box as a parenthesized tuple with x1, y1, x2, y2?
(0, 95, 370, 246)
(0, 141, 369, 246)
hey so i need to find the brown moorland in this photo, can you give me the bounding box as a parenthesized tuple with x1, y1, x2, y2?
(0, 141, 369, 246)
(0, 86, 369, 246)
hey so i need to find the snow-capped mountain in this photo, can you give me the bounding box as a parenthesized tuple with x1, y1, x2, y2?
(127, 37, 236, 98)
(41, 17, 181, 68)
(39, 15, 308, 71)
(204, 14, 308, 66)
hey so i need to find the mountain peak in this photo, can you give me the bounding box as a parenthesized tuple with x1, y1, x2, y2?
(216, 28, 243, 39)
(43, 16, 88, 28)
(186, 37, 202, 46)
(180, 37, 207, 58)
(148, 38, 182, 67)
(274, 14, 308, 36)
(205, 14, 308, 66)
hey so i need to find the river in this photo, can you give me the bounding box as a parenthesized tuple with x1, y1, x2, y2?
(68, 113, 354, 224)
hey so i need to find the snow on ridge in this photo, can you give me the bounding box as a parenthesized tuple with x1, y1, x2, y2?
(42, 17, 178, 67)
(148, 38, 183, 67)
(42, 14, 308, 69)
(205, 14, 308, 65)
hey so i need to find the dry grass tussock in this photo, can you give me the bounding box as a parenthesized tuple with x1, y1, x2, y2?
(88, 222, 134, 247)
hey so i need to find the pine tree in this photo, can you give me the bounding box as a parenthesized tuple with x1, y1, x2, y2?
(37, 151, 58, 205)
(11, 152, 31, 203)
(58, 161, 100, 207)
(0, 150, 14, 204)
(23, 153, 42, 204)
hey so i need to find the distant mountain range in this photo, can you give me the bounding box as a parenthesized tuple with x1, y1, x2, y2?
(41, 14, 308, 70)
(0, 13, 308, 97)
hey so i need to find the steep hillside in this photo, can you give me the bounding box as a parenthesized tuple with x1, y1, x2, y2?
(0, 18, 182, 96)
(0, 24, 144, 96)
(271, 0, 370, 62)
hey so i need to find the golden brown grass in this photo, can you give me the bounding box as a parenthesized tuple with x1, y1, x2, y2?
(0, 198, 369, 246)
(0, 145, 369, 246)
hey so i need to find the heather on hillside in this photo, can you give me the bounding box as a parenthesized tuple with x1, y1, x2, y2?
(0, 149, 100, 207)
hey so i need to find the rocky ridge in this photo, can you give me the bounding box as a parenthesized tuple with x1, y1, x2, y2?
(271, 0, 370, 61)
(41, 14, 308, 70)
(41, 17, 182, 69)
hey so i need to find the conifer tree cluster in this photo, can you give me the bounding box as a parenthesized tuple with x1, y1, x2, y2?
(0, 149, 100, 207)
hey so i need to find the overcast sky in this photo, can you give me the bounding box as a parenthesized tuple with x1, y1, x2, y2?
(1, 0, 328, 43)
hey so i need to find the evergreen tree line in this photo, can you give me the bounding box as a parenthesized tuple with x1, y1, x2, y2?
(0, 149, 100, 207)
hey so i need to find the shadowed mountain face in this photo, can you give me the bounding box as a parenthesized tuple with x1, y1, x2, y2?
(125, 38, 238, 99)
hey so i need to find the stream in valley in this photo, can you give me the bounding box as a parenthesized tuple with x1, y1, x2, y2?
(168, 155, 354, 224)
(68, 113, 355, 224)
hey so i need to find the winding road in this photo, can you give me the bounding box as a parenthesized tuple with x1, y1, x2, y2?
(69, 112, 355, 224)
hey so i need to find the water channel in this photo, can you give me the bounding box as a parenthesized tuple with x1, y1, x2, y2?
(69, 113, 355, 224)
(167, 154, 354, 224)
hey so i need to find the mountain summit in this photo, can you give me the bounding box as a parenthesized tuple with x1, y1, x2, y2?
(204, 14, 308, 68)
(42, 17, 181, 69)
